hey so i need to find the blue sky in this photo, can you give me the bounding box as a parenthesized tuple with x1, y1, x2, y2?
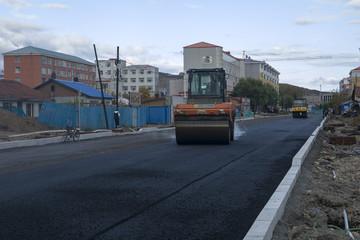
(0, 0, 359, 91)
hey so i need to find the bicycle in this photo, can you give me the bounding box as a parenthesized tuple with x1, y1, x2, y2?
(63, 120, 80, 142)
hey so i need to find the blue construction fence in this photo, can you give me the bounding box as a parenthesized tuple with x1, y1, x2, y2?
(38, 101, 171, 130)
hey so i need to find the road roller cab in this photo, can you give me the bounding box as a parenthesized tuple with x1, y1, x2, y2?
(174, 68, 235, 144)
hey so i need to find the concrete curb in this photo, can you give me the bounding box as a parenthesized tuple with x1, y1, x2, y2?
(0, 127, 174, 150)
(243, 117, 326, 240)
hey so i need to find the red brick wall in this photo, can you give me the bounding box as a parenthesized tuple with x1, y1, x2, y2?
(4, 54, 96, 89)
(4, 55, 42, 88)
(36, 81, 78, 99)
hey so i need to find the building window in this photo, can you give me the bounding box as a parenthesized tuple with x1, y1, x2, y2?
(48, 68, 51, 74)
(107, 70, 111, 75)
(85, 65, 88, 71)
(48, 58, 52, 65)
(131, 78, 136, 83)
(42, 68, 47, 74)
(123, 78, 128, 83)
(131, 86, 136, 91)
(41, 56, 47, 64)
(3, 102, 12, 108)
(80, 64, 84, 70)
(58, 59, 62, 66)
(122, 86, 128, 91)
(122, 70, 128, 75)
(15, 67, 20, 73)
(202, 56, 212, 64)
(147, 86, 153, 90)
(15, 78, 20, 82)
(106, 62, 111, 67)
(147, 77, 153, 82)
(100, 70, 103, 75)
(42, 78, 46, 83)
(14, 56, 20, 63)
(139, 78, 144, 83)
(139, 70, 144, 74)
(147, 70, 152, 74)
(131, 70, 136, 75)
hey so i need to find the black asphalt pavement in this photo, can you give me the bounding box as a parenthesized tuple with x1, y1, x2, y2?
(0, 113, 323, 240)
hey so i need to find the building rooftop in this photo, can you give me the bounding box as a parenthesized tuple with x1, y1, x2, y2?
(36, 79, 114, 99)
(0, 80, 50, 100)
(3, 46, 94, 65)
(184, 42, 221, 48)
(125, 65, 157, 69)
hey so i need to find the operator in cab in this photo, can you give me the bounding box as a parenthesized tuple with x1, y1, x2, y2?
(206, 76, 220, 95)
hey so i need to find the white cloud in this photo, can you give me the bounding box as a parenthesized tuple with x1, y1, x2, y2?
(40, 3, 69, 10)
(0, 0, 31, 12)
(0, 17, 180, 73)
(14, 13, 38, 20)
(309, 76, 340, 90)
(184, 3, 201, 9)
(347, 19, 360, 24)
(347, 0, 360, 9)
(295, 17, 316, 25)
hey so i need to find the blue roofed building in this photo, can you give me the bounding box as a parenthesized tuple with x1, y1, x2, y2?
(35, 79, 114, 106)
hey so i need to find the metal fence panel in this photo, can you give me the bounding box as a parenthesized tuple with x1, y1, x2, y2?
(38, 102, 147, 130)
(146, 106, 170, 124)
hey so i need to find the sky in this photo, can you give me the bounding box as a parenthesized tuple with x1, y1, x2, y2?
(0, 0, 359, 92)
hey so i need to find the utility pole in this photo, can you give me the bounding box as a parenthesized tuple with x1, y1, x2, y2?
(93, 44, 109, 129)
(114, 46, 120, 128)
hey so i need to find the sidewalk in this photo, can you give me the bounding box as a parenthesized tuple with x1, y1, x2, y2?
(0, 125, 174, 150)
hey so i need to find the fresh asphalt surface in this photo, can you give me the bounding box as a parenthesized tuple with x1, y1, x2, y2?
(0, 113, 323, 240)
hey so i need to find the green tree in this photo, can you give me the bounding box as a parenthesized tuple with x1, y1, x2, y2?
(329, 92, 346, 114)
(233, 78, 279, 111)
(139, 87, 151, 101)
(281, 95, 293, 109)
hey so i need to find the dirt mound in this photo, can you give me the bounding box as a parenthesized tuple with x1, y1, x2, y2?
(0, 109, 55, 134)
(275, 114, 360, 239)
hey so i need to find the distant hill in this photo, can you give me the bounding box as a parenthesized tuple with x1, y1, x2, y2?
(279, 83, 319, 98)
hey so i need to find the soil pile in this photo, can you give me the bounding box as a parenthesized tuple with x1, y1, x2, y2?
(0, 110, 56, 141)
(275, 115, 360, 239)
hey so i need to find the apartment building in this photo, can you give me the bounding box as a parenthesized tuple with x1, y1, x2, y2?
(95, 58, 126, 96)
(166, 73, 185, 96)
(339, 77, 350, 97)
(120, 65, 159, 97)
(244, 58, 280, 93)
(320, 92, 333, 104)
(183, 42, 243, 95)
(349, 66, 360, 101)
(2, 46, 96, 88)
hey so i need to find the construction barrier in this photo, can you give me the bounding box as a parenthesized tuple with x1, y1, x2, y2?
(38, 101, 170, 130)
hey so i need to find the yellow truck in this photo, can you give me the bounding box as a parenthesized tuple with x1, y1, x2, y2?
(292, 98, 308, 118)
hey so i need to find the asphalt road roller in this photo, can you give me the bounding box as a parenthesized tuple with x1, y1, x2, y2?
(174, 68, 235, 144)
